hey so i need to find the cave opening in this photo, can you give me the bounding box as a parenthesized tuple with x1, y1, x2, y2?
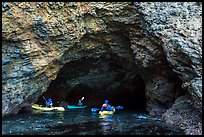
(33, 30, 148, 112)
(35, 55, 147, 112)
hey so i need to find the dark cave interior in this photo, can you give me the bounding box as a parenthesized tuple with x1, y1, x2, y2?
(35, 56, 147, 112)
(33, 30, 148, 113)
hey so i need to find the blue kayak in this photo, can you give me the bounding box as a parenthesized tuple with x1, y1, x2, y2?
(67, 105, 87, 109)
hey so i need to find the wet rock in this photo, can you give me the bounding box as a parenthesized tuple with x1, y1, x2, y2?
(2, 57, 12, 65)
(135, 2, 202, 135)
(2, 2, 202, 135)
(162, 95, 202, 135)
(18, 103, 32, 113)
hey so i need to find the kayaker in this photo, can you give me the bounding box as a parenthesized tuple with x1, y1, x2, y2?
(77, 97, 84, 106)
(101, 100, 114, 111)
(46, 98, 53, 107)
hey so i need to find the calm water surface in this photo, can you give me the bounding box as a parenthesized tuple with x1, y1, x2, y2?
(2, 108, 184, 135)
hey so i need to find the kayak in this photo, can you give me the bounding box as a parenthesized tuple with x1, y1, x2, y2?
(32, 104, 65, 111)
(67, 105, 87, 109)
(99, 108, 115, 116)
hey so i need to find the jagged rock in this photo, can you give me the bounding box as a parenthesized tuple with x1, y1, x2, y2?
(135, 2, 202, 135)
(2, 2, 202, 135)
(162, 95, 202, 135)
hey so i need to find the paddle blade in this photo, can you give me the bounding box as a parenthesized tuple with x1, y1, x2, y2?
(91, 108, 99, 112)
(115, 106, 123, 110)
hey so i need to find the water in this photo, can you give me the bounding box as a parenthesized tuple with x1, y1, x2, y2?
(2, 108, 184, 135)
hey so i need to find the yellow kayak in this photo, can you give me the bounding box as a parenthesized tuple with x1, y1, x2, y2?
(99, 108, 115, 116)
(32, 104, 65, 111)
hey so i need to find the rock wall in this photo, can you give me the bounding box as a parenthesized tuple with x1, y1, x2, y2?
(2, 2, 202, 135)
(134, 2, 202, 135)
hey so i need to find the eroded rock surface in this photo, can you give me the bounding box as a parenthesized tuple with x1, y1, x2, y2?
(134, 2, 202, 134)
(2, 2, 202, 135)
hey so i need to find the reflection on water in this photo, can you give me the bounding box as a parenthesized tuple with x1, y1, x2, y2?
(2, 109, 184, 135)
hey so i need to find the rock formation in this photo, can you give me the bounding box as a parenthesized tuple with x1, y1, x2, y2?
(2, 2, 202, 135)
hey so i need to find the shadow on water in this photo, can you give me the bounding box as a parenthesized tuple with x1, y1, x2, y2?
(2, 109, 184, 135)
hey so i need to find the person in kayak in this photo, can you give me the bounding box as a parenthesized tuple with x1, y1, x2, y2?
(101, 100, 114, 111)
(45, 98, 53, 107)
(77, 97, 84, 106)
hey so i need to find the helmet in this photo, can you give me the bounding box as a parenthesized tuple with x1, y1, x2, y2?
(48, 98, 52, 101)
(102, 104, 107, 108)
(105, 100, 108, 104)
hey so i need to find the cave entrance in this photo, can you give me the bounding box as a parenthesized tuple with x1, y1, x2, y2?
(36, 55, 147, 112)
(35, 30, 147, 112)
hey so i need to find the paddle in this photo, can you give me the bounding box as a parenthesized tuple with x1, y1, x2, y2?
(80, 97, 84, 101)
(42, 96, 47, 101)
(91, 108, 99, 112)
(91, 106, 123, 112)
(115, 106, 123, 110)
(77, 97, 85, 106)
